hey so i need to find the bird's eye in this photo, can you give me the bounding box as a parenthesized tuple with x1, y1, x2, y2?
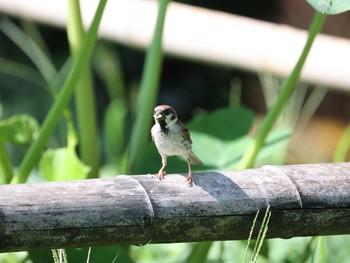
(163, 109, 171, 116)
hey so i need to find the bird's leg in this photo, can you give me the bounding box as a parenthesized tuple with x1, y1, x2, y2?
(156, 154, 167, 180)
(186, 159, 194, 187)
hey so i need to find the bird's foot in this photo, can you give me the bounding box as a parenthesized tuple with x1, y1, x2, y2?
(186, 174, 194, 187)
(159, 170, 166, 180)
(152, 170, 166, 180)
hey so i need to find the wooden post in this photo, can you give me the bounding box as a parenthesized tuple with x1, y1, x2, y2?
(1, 162, 350, 252)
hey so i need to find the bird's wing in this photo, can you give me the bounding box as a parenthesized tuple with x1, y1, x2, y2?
(179, 121, 193, 144)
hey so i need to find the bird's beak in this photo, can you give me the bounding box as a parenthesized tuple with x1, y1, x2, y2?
(154, 113, 164, 120)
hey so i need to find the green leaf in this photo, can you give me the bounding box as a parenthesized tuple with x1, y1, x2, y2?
(39, 148, 90, 181)
(188, 107, 254, 140)
(306, 0, 350, 14)
(188, 107, 254, 169)
(191, 127, 290, 170)
(0, 114, 39, 144)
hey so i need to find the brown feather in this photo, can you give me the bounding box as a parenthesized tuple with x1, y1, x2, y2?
(188, 151, 203, 165)
(178, 120, 193, 144)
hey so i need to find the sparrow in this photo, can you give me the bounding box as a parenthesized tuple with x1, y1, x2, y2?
(151, 105, 203, 186)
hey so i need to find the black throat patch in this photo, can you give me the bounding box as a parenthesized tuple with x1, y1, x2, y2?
(159, 119, 169, 134)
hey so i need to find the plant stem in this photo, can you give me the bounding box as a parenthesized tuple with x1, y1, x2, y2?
(0, 139, 14, 183)
(12, 0, 107, 184)
(237, 12, 327, 170)
(67, 0, 100, 178)
(127, 0, 169, 172)
(185, 242, 213, 263)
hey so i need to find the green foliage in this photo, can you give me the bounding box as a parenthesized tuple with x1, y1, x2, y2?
(0, 57, 45, 88)
(95, 43, 128, 172)
(237, 12, 326, 170)
(103, 99, 128, 166)
(130, 244, 189, 263)
(67, 0, 100, 178)
(0, 114, 39, 183)
(306, 0, 350, 14)
(189, 107, 254, 169)
(127, 0, 170, 172)
(189, 108, 291, 170)
(0, 114, 39, 144)
(39, 147, 90, 181)
(94, 43, 126, 100)
(29, 246, 133, 263)
(311, 237, 327, 263)
(185, 242, 213, 263)
(0, 139, 13, 183)
(11, 0, 108, 184)
(189, 108, 253, 140)
(0, 18, 57, 86)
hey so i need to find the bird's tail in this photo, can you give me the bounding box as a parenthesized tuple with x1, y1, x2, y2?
(187, 151, 203, 165)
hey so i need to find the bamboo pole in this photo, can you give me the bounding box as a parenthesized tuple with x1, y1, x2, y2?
(1, 0, 350, 91)
(1, 162, 350, 252)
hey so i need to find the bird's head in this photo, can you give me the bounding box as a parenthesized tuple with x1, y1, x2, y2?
(153, 105, 178, 126)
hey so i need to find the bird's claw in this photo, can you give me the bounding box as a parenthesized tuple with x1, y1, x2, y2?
(152, 170, 166, 180)
(186, 175, 194, 187)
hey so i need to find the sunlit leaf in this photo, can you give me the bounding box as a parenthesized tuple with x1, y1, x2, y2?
(188, 107, 254, 141)
(188, 107, 254, 169)
(0, 114, 39, 144)
(39, 147, 90, 181)
(306, 0, 350, 14)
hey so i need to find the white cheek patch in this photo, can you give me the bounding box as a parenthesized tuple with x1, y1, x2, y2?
(165, 115, 178, 127)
